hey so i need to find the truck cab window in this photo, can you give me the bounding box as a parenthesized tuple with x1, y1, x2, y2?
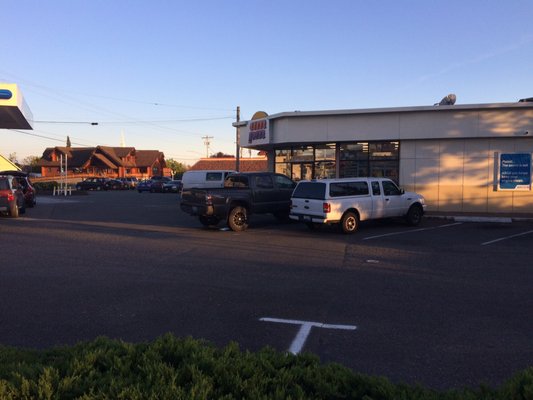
(274, 175, 296, 189)
(225, 175, 249, 188)
(382, 180, 401, 196)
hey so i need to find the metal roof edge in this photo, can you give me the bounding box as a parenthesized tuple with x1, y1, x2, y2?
(264, 102, 533, 120)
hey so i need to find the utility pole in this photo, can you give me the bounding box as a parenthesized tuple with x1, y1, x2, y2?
(202, 135, 213, 158)
(235, 106, 240, 172)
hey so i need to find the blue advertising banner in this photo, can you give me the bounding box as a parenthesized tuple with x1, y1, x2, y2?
(499, 153, 532, 190)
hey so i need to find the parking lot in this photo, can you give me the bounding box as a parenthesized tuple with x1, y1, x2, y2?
(1, 190, 532, 390)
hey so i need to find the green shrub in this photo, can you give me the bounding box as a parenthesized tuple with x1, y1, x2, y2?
(0, 334, 531, 399)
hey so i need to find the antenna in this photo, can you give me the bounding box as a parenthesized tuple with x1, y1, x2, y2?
(202, 135, 213, 158)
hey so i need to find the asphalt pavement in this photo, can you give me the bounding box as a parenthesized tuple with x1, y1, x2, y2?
(1, 190, 532, 390)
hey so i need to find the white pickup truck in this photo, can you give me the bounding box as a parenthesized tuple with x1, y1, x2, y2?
(289, 177, 426, 233)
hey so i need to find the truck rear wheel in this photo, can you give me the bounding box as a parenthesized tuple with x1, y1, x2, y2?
(228, 206, 248, 231)
(340, 211, 359, 234)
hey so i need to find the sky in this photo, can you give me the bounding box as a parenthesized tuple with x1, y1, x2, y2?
(1, 0, 532, 165)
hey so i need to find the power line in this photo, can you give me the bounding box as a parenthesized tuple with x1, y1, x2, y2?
(0, 69, 235, 112)
(33, 116, 233, 125)
(34, 121, 99, 125)
(7, 129, 93, 147)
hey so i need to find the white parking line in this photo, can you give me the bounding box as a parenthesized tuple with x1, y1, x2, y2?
(481, 230, 533, 246)
(362, 222, 463, 240)
(260, 317, 357, 354)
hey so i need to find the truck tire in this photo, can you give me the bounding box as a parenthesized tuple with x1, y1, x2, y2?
(228, 206, 248, 231)
(340, 211, 359, 234)
(406, 204, 423, 226)
(199, 216, 220, 228)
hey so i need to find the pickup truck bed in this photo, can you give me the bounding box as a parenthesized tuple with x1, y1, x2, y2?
(180, 172, 296, 231)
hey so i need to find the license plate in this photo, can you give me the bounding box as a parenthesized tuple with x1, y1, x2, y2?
(302, 216, 311, 222)
(192, 206, 198, 213)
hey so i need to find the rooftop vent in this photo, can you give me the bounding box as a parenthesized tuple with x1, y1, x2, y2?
(434, 94, 457, 106)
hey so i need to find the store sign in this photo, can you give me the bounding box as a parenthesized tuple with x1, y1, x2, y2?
(242, 111, 269, 146)
(499, 153, 532, 190)
(248, 119, 268, 144)
(0, 89, 13, 100)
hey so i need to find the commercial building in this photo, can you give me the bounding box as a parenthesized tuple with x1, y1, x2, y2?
(0, 83, 33, 166)
(0, 83, 33, 130)
(238, 100, 533, 214)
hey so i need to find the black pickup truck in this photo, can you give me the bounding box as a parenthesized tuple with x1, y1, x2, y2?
(180, 172, 296, 231)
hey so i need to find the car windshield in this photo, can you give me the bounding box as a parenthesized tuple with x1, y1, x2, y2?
(292, 182, 326, 199)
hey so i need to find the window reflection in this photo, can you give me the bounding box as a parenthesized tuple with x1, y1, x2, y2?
(273, 141, 399, 182)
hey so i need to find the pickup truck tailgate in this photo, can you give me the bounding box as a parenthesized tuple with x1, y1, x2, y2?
(180, 188, 211, 216)
(290, 197, 325, 217)
(290, 181, 327, 220)
(181, 188, 207, 204)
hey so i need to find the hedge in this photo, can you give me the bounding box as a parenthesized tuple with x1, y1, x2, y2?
(0, 334, 531, 399)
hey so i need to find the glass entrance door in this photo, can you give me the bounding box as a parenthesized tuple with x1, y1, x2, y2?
(291, 163, 313, 181)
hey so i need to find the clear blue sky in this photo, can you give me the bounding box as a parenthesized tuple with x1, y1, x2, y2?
(1, 0, 532, 165)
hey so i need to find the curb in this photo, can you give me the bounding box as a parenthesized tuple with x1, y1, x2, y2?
(427, 215, 533, 223)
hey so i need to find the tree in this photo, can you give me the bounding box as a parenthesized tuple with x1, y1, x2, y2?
(21, 155, 42, 173)
(66, 136, 72, 147)
(8, 152, 18, 163)
(165, 158, 188, 178)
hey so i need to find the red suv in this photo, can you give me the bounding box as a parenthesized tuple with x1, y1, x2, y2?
(0, 176, 25, 217)
(0, 171, 36, 207)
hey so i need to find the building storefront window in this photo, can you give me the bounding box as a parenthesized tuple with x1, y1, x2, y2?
(340, 141, 399, 181)
(340, 143, 369, 178)
(274, 141, 399, 181)
(314, 143, 336, 179)
(275, 149, 291, 177)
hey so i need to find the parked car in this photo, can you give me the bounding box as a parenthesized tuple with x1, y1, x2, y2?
(76, 177, 109, 191)
(105, 179, 127, 190)
(149, 176, 171, 192)
(0, 176, 25, 217)
(289, 177, 426, 233)
(0, 170, 36, 207)
(162, 180, 182, 193)
(137, 179, 153, 193)
(120, 177, 139, 189)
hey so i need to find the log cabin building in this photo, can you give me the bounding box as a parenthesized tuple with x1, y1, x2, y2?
(37, 146, 168, 178)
